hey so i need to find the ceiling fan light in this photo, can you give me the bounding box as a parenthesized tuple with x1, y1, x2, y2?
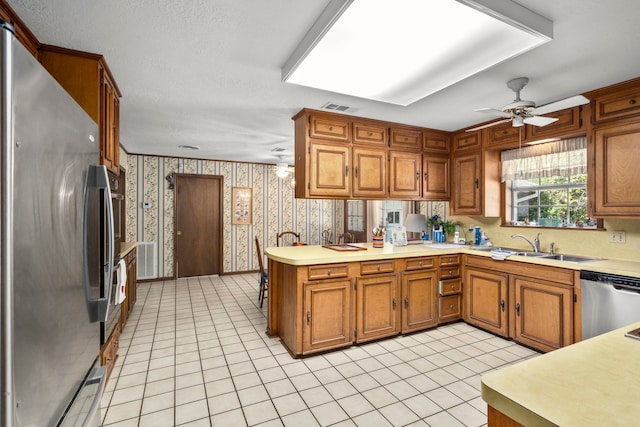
(275, 163, 290, 178)
(513, 116, 525, 127)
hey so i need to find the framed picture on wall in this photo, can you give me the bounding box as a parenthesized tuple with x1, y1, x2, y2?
(232, 187, 252, 225)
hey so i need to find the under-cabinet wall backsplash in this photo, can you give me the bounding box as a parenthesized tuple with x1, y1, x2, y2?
(125, 154, 343, 278)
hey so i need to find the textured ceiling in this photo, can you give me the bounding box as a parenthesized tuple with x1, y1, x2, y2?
(7, 0, 640, 166)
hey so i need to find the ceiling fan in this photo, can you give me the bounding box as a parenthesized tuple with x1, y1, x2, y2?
(467, 77, 589, 132)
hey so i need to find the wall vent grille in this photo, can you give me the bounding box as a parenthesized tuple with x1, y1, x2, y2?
(321, 102, 352, 112)
(137, 242, 158, 280)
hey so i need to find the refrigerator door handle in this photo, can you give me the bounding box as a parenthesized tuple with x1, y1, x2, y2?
(85, 165, 114, 323)
(83, 366, 106, 427)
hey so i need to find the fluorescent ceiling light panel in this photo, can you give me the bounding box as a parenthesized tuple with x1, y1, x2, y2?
(282, 0, 553, 106)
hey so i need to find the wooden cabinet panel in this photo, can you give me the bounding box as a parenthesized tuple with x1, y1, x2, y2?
(309, 114, 350, 142)
(590, 79, 640, 124)
(390, 126, 422, 151)
(464, 267, 509, 337)
(512, 276, 573, 352)
(353, 120, 388, 146)
(100, 322, 120, 385)
(452, 153, 481, 215)
(405, 257, 435, 271)
(356, 273, 399, 343)
(440, 255, 461, 267)
(308, 263, 349, 281)
(303, 279, 353, 354)
(439, 266, 461, 280)
(440, 278, 461, 296)
(591, 120, 640, 216)
(452, 130, 482, 152)
(352, 147, 387, 198)
(528, 107, 583, 141)
(439, 295, 462, 323)
(389, 151, 422, 199)
(401, 270, 438, 333)
(486, 121, 524, 148)
(423, 130, 450, 153)
(308, 142, 351, 197)
(422, 156, 450, 200)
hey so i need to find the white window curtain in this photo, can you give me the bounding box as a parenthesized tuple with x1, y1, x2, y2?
(500, 137, 587, 182)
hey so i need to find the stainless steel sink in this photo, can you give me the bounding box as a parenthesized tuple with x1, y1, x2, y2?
(540, 254, 603, 263)
(513, 251, 550, 257)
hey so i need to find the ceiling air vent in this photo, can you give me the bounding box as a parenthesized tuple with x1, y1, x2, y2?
(271, 147, 286, 153)
(321, 102, 353, 113)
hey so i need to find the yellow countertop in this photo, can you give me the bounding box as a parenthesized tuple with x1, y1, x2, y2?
(266, 243, 640, 278)
(481, 321, 640, 427)
(119, 241, 137, 258)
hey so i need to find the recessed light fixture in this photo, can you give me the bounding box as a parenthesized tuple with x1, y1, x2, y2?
(282, 0, 553, 106)
(178, 144, 200, 150)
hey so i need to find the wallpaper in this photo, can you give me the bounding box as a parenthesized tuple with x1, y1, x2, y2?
(125, 154, 343, 277)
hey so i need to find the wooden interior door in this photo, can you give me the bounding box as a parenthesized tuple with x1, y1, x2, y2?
(175, 174, 223, 278)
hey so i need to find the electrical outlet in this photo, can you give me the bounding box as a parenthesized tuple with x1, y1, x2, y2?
(609, 231, 626, 243)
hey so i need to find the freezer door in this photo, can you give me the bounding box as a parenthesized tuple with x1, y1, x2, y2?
(6, 34, 102, 426)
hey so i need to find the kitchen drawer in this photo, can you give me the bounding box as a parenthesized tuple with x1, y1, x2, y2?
(308, 263, 349, 280)
(360, 259, 395, 275)
(353, 120, 388, 146)
(390, 126, 422, 151)
(439, 255, 460, 267)
(440, 278, 461, 296)
(404, 256, 435, 271)
(309, 114, 350, 142)
(439, 294, 462, 323)
(439, 266, 461, 280)
(592, 85, 640, 123)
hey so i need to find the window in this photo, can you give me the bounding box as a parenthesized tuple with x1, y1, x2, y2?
(502, 137, 597, 228)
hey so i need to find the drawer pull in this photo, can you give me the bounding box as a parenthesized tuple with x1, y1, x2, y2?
(329, 126, 333, 131)
(449, 304, 454, 310)
(450, 284, 455, 291)
(630, 99, 637, 105)
(376, 264, 381, 271)
(327, 269, 332, 276)
(419, 261, 423, 267)
(448, 270, 453, 275)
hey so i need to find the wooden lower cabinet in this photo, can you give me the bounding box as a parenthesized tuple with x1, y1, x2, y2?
(120, 247, 138, 328)
(356, 273, 399, 343)
(401, 269, 438, 333)
(303, 278, 353, 354)
(100, 322, 120, 385)
(511, 276, 573, 352)
(464, 267, 509, 336)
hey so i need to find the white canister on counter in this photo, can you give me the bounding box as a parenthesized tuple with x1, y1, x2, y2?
(453, 231, 460, 243)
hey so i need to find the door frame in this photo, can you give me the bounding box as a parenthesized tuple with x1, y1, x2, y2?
(173, 173, 224, 278)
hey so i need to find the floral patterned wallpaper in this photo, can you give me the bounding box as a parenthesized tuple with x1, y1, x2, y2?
(124, 154, 343, 278)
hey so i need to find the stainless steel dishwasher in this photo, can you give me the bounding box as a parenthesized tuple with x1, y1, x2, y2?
(581, 271, 640, 340)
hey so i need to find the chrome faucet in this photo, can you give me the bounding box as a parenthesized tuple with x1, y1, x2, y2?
(511, 232, 541, 252)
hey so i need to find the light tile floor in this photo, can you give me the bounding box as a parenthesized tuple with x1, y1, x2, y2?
(100, 274, 539, 427)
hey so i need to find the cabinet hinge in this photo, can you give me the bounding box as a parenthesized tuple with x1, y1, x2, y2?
(574, 294, 577, 303)
(307, 182, 310, 190)
(354, 329, 357, 338)
(353, 283, 357, 291)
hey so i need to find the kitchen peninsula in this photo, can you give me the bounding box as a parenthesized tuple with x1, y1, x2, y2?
(266, 243, 640, 358)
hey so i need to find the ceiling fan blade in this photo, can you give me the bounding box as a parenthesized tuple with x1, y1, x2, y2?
(531, 95, 589, 116)
(475, 108, 512, 118)
(466, 118, 512, 132)
(523, 116, 559, 127)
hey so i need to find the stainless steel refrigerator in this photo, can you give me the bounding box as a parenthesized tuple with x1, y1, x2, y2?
(0, 21, 114, 426)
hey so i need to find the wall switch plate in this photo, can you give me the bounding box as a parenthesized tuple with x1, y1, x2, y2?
(609, 231, 626, 243)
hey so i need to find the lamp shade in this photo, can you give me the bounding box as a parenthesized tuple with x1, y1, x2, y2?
(404, 214, 427, 233)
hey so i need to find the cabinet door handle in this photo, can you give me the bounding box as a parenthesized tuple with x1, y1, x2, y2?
(416, 172, 420, 181)
(404, 298, 408, 309)
(500, 300, 505, 312)
(424, 172, 428, 180)
(475, 178, 479, 188)
(392, 298, 397, 310)
(345, 166, 349, 177)
(515, 303, 521, 316)
(306, 311, 311, 325)
(355, 167, 358, 178)
(438, 280, 442, 295)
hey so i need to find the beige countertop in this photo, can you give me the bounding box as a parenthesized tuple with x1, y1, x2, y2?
(481, 321, 640, 426)
(266, 242, 640, 278)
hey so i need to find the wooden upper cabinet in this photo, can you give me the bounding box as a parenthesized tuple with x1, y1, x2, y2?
(452, 129, 482, 152)
(0, 1, 39, 57)
(353, 120, 388, 146)
(528, 107, 583, 141)
(422, 155, 449, 200)
(309, 113, 350, 142)
(451, 151, 500, 216)
(486, 121, 524, 148)
(423, 130, 450, 153)
(390, 126, 422, 151)
(38, 45, 122, 174)
(587, 77, 640, 124)
(352, 147, 387, 199)
(389, 151, 422, 199)
(590, 119, 640, 217)
(307, 141, 351, 198)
